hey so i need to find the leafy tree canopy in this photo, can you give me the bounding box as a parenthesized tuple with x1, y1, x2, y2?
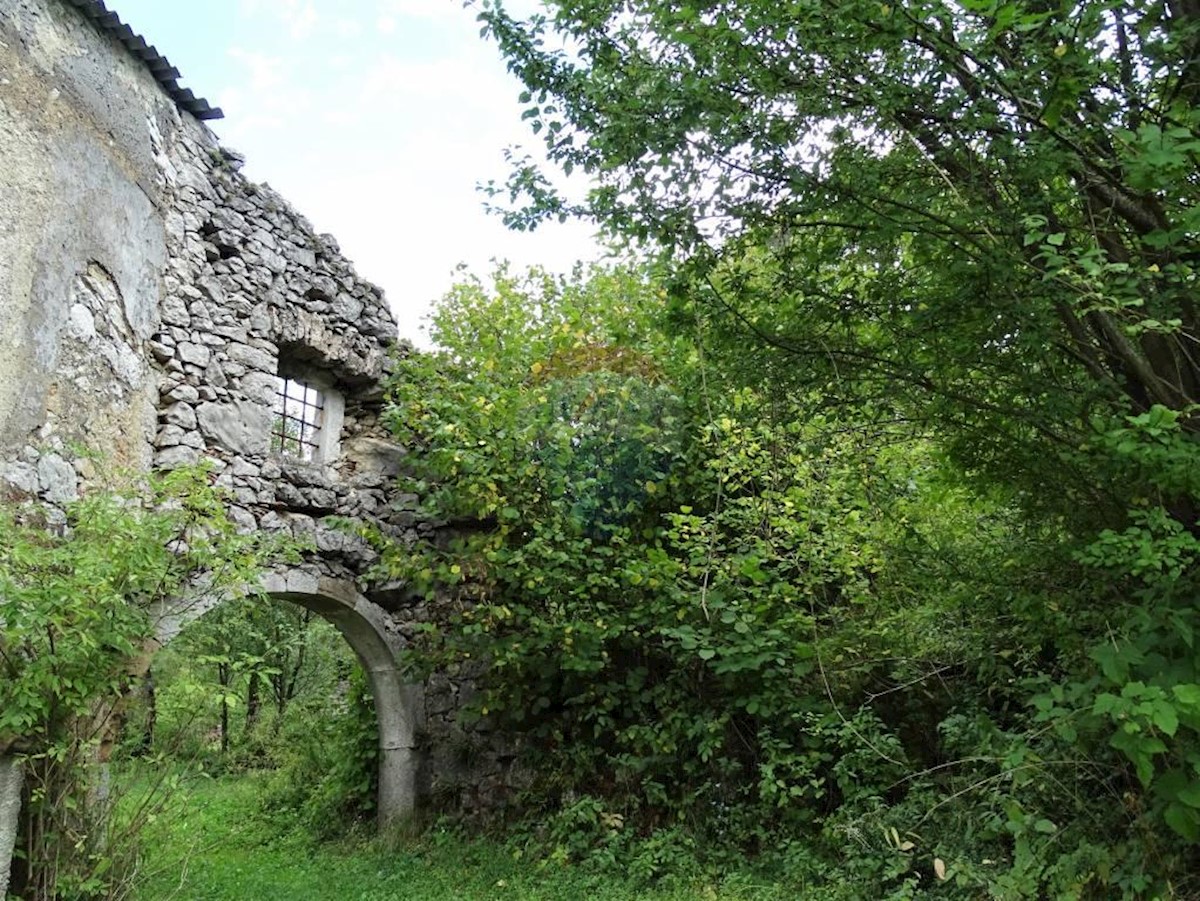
(481, 0, 1200, 519)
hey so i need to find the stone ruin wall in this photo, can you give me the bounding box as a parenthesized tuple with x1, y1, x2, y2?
(0, 0, 525, 813)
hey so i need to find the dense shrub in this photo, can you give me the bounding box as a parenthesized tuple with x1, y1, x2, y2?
(384, 264, 1200, 896)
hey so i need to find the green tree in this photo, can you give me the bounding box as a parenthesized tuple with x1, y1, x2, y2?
(474, 3, 1200, 886)
(138, 596, 382, 838)
(146, 595, 349, 765)
(481, 0, 1200, 518)
(385, 266, 1107, 893)
(0, 465, 286, 900)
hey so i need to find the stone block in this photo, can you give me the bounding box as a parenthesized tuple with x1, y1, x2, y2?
(161, 295, 190, 326)
(0, 461, 39, 495)
(165, 381, 200, 403)
(37, 453, 77, 503)
(196, 399, 272, 456)
(227, 343, 276, 374)
(240, 371, 278, 406)
(177, 342, 211, 367)
(154, 445, 200, 469)
(161, 401, 197, 429)
(149, 340, 174, 362)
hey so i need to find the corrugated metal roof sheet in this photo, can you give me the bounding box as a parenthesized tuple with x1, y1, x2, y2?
(64, 0, 224, 120)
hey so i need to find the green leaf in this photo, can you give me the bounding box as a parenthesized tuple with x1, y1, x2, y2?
(1153, 702, 1180, 737)
(1164, 802, 1200, 841)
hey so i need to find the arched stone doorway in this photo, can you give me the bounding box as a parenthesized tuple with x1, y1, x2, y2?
(150, 567, 420, 825)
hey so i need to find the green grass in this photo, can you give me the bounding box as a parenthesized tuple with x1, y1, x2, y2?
(128, 774, 799, 901)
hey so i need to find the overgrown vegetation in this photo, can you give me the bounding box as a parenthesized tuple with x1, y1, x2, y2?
(133, 596, 380, 835)
(383, 0, 1200, 876)
(0, 465, 285, 900)
(382, 266, 1103, 895)
(8, 1, 1200, 897)
(130, 771, 799, 901)
(373, 1, 1200, 894)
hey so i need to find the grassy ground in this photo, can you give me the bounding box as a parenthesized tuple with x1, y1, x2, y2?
(129, 774, 798, 901)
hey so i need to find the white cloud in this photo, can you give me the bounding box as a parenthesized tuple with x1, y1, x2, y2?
(375, 0, 469, 25)
(236, 0, 321, 36)
(225, 46, 288, 91)
(333, 18, 364, 38)
(217, 47, 319, 134)
(356, 53, 510, 113)
(285, 2, 320, 39)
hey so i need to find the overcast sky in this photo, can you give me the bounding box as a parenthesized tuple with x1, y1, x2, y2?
(112, 0, 601, 344)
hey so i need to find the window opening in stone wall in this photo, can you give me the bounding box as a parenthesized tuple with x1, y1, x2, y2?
(272, 377, 324, 461)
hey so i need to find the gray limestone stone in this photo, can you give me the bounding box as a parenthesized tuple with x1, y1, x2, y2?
(240, 371, 278, 406)
(275, 482, 306, 507)
(196, 399, 272, 456)
(0, 758, 21, 901)
(226, 343, 275, 373)
(161, 295, 190, 326)
(67, 303, 96, 339)
(228, 505, 257, 533)
(230, 457, 261, 478)
(286, 245, 317, 269)
(1, 461, 39, 494)
(333, 294, 365, 322)
(310, 275, 338, 299)
(205, 360, 229, 389)
(315, 526, 350, 552)
(177, 342, 211, 367)
(111, 344, 143, 386)
(37, 453, 77, 503)
(155, 445, 200, 468)
(344, 438, 407, 478)
(162, 401, 197, 430)
(305, 488, 336, 509)
(163, 382, 200, 404)
(249, 307, 272, 335)
(155, 424, 187, 447)
(196, 275, 225, 305)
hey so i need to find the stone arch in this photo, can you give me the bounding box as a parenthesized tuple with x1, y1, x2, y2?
(150, 566, 419, 825)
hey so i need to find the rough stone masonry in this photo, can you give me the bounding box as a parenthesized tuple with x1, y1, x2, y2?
(0, 3, 523, 886)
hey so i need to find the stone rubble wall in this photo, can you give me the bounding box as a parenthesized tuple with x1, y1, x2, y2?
(0, 0, 524, 815)
(146, 125, 416, 586)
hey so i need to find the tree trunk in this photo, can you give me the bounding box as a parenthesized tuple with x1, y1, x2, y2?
(218, 663, 231, 755)
(136, 666, 157, 756)
(272, 672, 284, 719)
(245, 672, 260, 735)
(0, 756, 22, 900)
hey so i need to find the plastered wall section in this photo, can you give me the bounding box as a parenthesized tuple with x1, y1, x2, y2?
(0, 0, 171, 497)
